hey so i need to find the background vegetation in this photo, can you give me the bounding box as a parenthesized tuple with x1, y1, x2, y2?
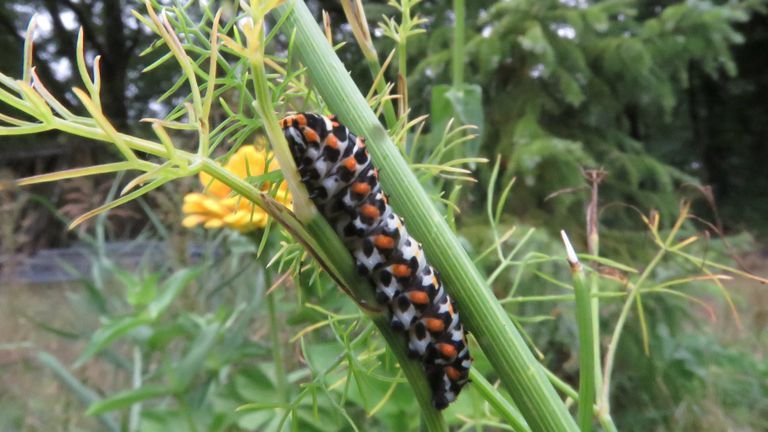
(1, 0, 766, 431)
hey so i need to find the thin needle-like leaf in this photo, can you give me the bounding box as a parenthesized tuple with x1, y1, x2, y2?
(72, 88, 137, 161)
(16, 162, 142, 186)
(22, 16, 37, 85)
(76, 28, 101, 111)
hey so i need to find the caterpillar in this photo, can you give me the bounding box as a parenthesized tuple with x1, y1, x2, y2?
(280, 113, 471, 409)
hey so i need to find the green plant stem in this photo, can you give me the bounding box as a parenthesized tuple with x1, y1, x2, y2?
(589, 271, 602, 396)
(469, 368, 531, 432)
(542, 366, 578, 400)
(373, 316, 447, 431)
(542, 365, 619, 432)
(586, 177, 604, 403)
(247, 24, 317, 224)
(267, 289, 288, 402)
(561, 231, 595, 432)
(599, 247, 664, 414)
(499, 292, 625, 305)
(129, 348, 142, 432)
(599, 414, 619, 432)
(599, 206, 688, 417)
(397, 2, 409, 81)
(274, 2, 577, 431)
(452, 0, 465, 87)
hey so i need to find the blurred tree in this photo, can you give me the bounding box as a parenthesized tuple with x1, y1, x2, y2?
(387, 0, 767, 239)
(0, 0, 174, 128)
(693, 11, 768, 234)
(0, 0, 178, 251)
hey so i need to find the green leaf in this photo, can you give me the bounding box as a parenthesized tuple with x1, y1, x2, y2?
(86, 384, 171, 416)
(431, 83, 484, 157)
(76, 315, 153, 367)
(444, 84, 484, 137)
(147, 266, 205, 319)
(430, 84, 453, 130)
(118, 269, 157, 307)
(138, 410, 189, 432)
(233, 365, 277, 401)
(170, 321, 221, 391)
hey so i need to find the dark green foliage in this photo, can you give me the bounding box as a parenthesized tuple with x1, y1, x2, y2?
(401, 0, 765, 234)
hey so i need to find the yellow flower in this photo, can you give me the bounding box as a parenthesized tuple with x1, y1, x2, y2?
(182, 144, 291, 232)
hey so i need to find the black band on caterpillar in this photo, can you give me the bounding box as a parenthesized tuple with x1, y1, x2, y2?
(280, 113, 472, 409)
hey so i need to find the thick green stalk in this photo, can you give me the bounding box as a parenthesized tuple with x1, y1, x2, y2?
(585, 172, 603, 400)
(589, 273, 602, 394)
(274, 2, 577, 431)
(561, 231, 595, 432)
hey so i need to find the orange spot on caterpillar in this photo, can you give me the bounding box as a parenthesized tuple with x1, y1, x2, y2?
(351, 182, 371, 196)
(360, 203, 381, 220)
(303, 128, 319, 142)
(437, 343, 457, 359)
(445, 366, 462, 381)
(407, 290, 429, 305)
(343, 157, 357, 171)
(424, 318, 445, 333)
(325, 134, 339, 149)
(296, 114, 307, 126)
(373, 234, 395, 249)
(391, 263, 411, 278)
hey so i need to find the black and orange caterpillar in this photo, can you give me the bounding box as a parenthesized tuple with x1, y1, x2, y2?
(280, 113, 471, 409)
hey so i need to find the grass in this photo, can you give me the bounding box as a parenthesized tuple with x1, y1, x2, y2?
(0, 281, 107, 430)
